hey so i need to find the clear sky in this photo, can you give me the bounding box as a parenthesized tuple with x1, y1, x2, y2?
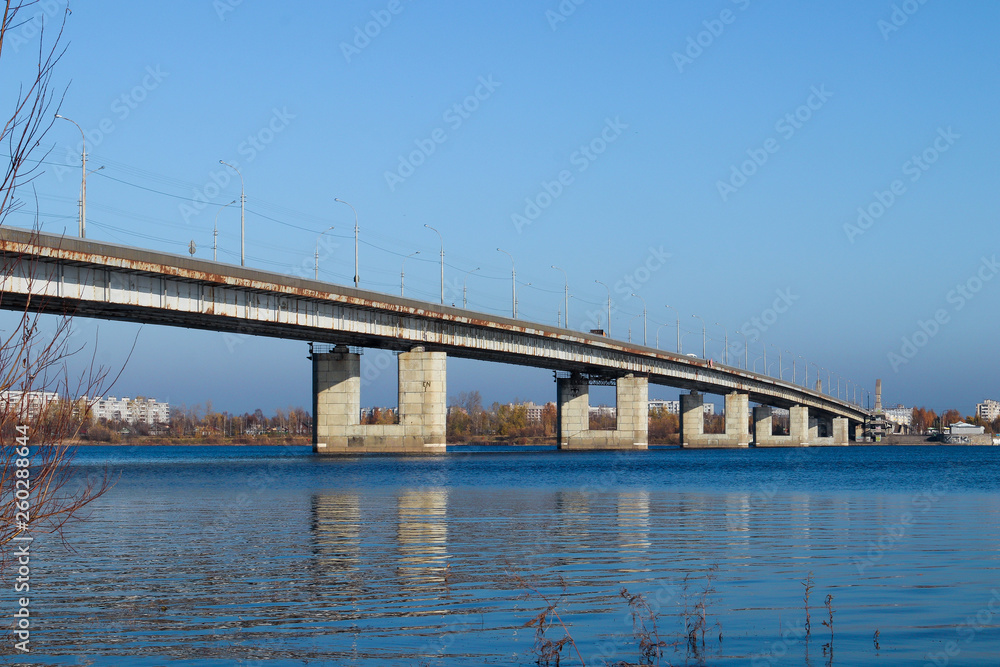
(3, 1, 998, 416)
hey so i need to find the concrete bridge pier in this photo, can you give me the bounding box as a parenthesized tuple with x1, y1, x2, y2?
(557, 373, 648, 450)
(313, 345, 446, 454)
(680, 391, 750, 448)
(753, 405, 848, 447)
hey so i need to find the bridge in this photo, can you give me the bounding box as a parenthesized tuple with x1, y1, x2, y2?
(0, 227, 870, 453)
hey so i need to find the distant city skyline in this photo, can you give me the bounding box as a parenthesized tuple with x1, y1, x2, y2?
(2, 2, 997, 413)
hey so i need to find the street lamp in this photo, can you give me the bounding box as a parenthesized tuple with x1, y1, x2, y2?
(424, 224, 444, 305)
(595, 280, 611, 336)
(628, 313, 643, 343)
(315, 225, 335, 280)
(630, 293, 647, 346)
(55, 114, 88, 237)
(219, 160, 245, 266)
(797, 355, 807, 387)
(769, 344, 782, 380)
(462, 267, 479, 309)
(656, 322, 670, 350)
(665, 305, 680, 353)
(334, 198, 359, 288)
(715, 322, 728, 365)
(753, 354, 763, 373)
(551, 266, 569, 328)
(400, 251, 419, 296)
(788, 351, 796, 384)
(214, 199, 236, 262)
(497, 248, 516, 318)
(735, 330, 748, 369)
(810, 363, 821, 391)
(691, 314, 706, 359)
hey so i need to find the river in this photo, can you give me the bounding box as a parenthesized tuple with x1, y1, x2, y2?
(12, 445, 1000, 665)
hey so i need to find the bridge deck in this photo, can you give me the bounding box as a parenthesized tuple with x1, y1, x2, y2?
(0, 227, 869, 422)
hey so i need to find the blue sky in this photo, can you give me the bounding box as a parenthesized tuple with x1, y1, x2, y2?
(3, 1, 998, 415)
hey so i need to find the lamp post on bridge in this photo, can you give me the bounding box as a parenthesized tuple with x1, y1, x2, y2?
(424, 224, 444, 305)
(497, 248, 516, 318)
(656, 323, 670, 350)
(219, 160, 245, 266)
(400, 251, 419, 297)
(334, 198, 359, 288)
(692, 314, 706, 359)
(715, 322, 728, 365)
(797, 355, 807, 387)
(551, 266, 569, 328)
(55, 115, 88, 238)
(628, 313, 643, 344)
(595, 280, 611, 337)
(769, 344, 782, 380)
(735, 330, 748, 369)
(753, 355, 763, 373)
(315, 226, 335, 280)
(630, 293, 647, 346)
(214, 199, 236, 262)
(810, 363, 821, 391)
(462, 267, 479, 309)
(665, 305, 680, 354)
(788, 350, 797, 384)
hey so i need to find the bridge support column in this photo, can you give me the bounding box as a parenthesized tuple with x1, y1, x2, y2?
(557, 373, 647, 450)
(752, 406, 773, 446)
(313, 345, 446, 454)
(753, 405, 848, 447)
(681, 391, 749, 448)
(833, 417, 849, 445)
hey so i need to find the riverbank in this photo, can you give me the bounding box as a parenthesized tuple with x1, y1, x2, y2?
(67, 436, 311, 447)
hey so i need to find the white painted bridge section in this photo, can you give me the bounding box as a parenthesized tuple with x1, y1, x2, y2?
(0, 227, 869, 424)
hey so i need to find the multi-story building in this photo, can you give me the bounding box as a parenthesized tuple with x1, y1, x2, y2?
(884, 404, 913, 430)
(648, 399, 714, 415)
(589, 405, 617, 419)
(0, 390, 60, 419)
(648, 399, 679, 414)
(976, 399, 1000, 422)
(523, 402, 554, 423)
(83, 396, 170, 425)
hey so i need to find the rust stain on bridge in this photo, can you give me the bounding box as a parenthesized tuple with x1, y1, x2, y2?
(0, 227, 868, 422)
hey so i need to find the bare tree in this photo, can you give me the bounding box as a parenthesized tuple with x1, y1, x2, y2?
(0, 1, 118, 579)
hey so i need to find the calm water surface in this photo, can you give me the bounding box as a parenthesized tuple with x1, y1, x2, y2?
(12, 445, 1000, 665)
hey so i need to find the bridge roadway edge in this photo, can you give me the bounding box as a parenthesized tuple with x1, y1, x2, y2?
(0, 227, 869, 428)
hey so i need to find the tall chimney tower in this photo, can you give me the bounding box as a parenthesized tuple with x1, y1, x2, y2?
(875, 378, 883, 412)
